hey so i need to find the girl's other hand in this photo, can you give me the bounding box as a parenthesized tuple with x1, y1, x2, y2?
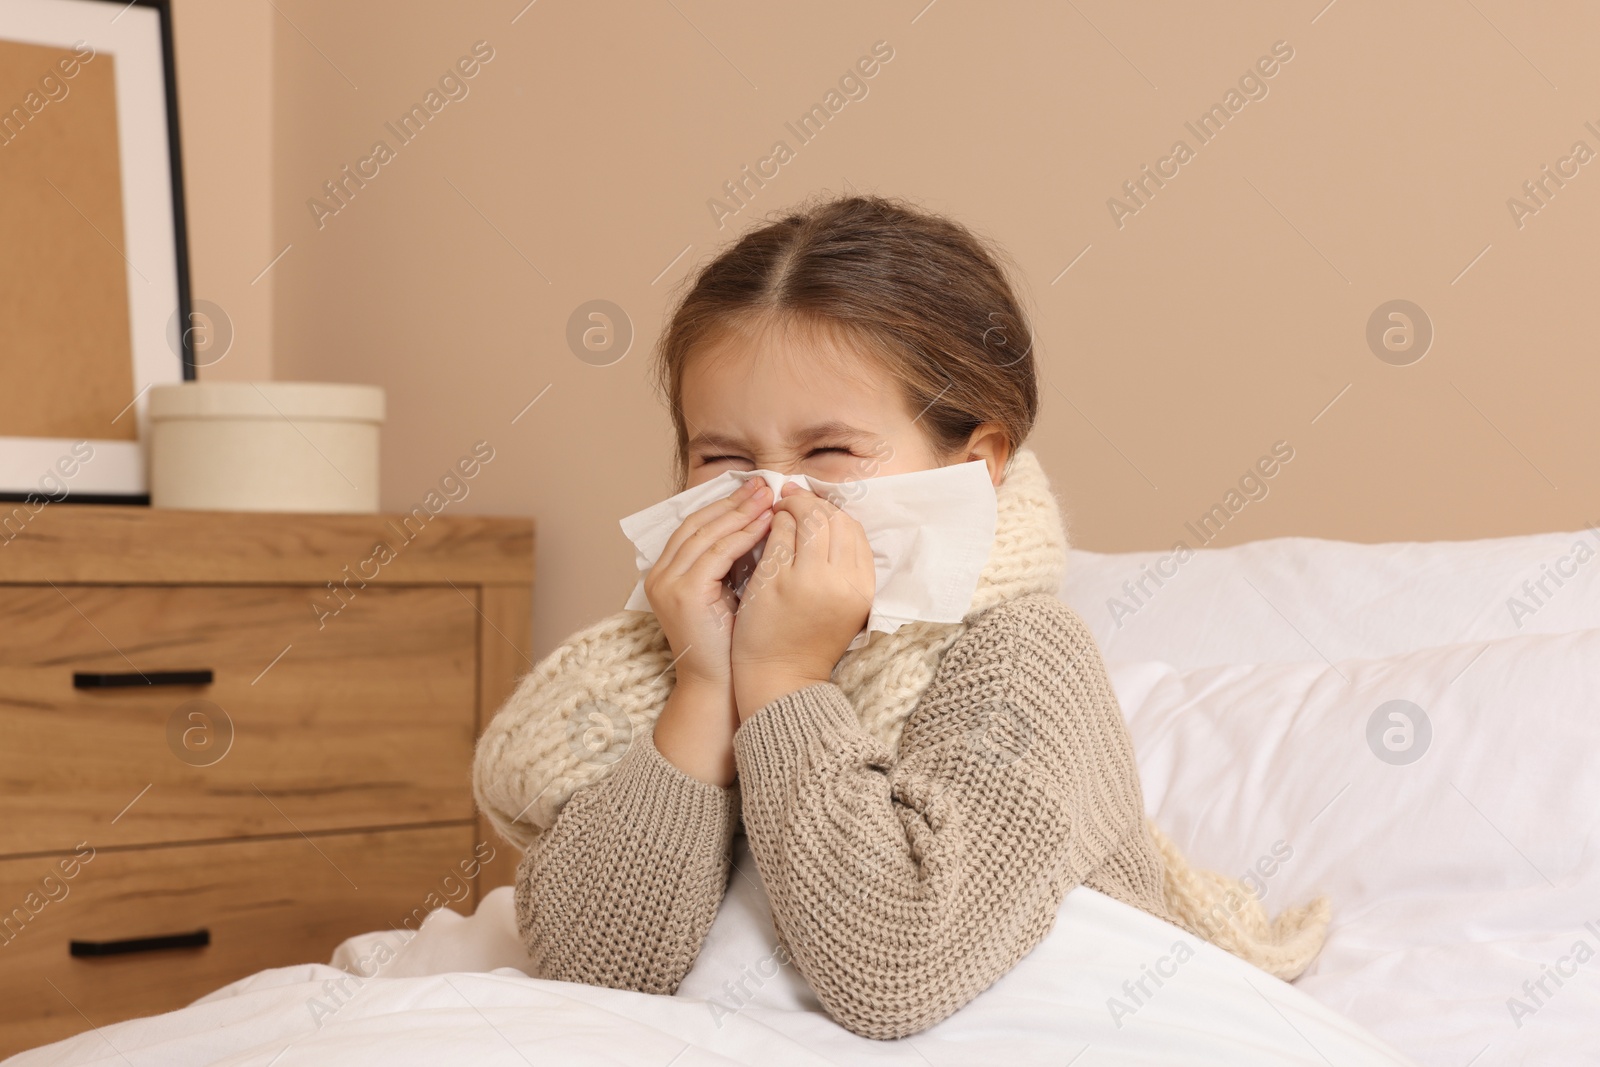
(731, 484, 875, 720)
(644, 478, 774, 687)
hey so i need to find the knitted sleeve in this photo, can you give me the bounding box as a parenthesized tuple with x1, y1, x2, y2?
(514, 724, 740, 994)
(730, 592, 1163, 1040)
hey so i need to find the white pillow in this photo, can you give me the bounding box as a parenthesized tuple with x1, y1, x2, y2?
(1114, 626, 1600, 1063)
(1061, 527, 1600, 670)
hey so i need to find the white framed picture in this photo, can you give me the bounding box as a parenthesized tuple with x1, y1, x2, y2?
(0, 0, 193, 504)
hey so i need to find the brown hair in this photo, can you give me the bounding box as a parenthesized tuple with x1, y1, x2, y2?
(650, 192, 1039, 491)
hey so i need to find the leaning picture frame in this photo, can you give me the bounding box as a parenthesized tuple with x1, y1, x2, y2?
(0, 0, 193, 506)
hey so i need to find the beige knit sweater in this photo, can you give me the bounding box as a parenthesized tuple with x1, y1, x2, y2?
(515, 592, 1176, 1040)
(477, 446, 1331, 1040)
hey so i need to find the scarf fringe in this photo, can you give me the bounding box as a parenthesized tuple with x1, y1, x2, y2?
(1147, 819, 1331, 980)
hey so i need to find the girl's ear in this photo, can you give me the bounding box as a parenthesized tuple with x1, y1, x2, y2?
(956, 423, 1011, 487)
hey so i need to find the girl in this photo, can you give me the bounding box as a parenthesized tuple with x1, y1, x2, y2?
(473, 193, 1330, 1041)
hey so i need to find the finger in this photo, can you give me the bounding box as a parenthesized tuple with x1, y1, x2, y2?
(819, 510, 872, 608)
(854, 519, 874, 576)
(827, 506, 860, 567)
(753, 508, 798, 589)
(657, 480, 771, 578)
(657, 478, 764, 568)
(717, 582, 740, 633)
(778, 491, 834, 573)
(848, 519, 876, 599)
(799, 494, 851, 567)
(842, 505, 865, 565)
(681, 508, 772, 586)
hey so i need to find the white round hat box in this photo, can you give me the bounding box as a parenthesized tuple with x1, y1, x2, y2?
(149, 382, 385, 513)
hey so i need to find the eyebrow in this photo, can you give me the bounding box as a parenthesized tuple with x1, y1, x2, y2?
(686, 420, 874, 454)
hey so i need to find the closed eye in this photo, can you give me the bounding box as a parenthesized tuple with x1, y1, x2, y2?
(697, 446, 853, 465)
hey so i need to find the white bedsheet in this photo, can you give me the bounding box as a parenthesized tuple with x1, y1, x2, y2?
(6, 879, 1417, 1066)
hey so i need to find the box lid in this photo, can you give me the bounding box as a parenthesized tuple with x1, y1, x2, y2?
(149, 382, 386, 422)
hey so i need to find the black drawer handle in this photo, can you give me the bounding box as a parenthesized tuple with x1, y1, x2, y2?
(73, 670, 215, 689)
(70, 929, 210, 957)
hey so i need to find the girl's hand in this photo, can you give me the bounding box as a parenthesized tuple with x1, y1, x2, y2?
(731, 484, 875, 721)
(644, 478, 774, 688)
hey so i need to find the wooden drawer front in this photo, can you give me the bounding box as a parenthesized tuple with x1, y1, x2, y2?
(0, 585, 477, 855)
(0, 825, 487, 1058)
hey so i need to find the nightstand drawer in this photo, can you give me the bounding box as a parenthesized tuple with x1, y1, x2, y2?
(0, 825, 484, 1057)
(0, 584, 478, 855)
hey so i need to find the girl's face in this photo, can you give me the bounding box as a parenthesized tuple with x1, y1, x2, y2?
(680, 319, 953, 489)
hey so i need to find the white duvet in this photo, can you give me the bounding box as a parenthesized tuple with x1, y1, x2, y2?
(7, 871, 1416, 1066)
(11, 528, 1598, 1066)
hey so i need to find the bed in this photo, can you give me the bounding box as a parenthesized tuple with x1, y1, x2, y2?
(9, 527, 1597, 1066)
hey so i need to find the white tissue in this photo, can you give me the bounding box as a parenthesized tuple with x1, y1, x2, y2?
(618, 459, 998, 651)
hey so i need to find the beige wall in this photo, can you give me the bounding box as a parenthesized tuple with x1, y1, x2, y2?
(172, 0, 274, 382)
(182, 0, 1600, 660)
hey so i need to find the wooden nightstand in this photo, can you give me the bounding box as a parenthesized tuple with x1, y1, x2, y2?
(0, 504, 533, 1056)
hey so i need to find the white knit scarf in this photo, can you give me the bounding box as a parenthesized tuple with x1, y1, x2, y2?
(472, 444, 1330, 980)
